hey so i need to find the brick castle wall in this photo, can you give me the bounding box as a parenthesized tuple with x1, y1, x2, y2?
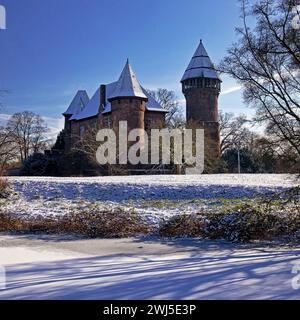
(184, 86, 221, 158)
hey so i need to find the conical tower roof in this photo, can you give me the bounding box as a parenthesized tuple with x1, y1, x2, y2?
(63, 90, 89, 116)
(109, 59, 147, 100)
(181, 40, 221, 82)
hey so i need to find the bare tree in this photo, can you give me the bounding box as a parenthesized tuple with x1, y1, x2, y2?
(0, 126, 18, 173)
(147, 88, 185, 128)
(220, 0, 300, 157)
(219, 111, 253, 154)
(6, 111, 49, 162)
(73, 125, 129, 175)
(0, 90, 14, 174)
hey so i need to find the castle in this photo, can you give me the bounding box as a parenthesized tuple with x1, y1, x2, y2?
(55, 40, 221, 171)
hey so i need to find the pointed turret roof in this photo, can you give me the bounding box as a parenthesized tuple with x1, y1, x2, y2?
(181, 40, 221, 82)
(63, 90, 89, 116)
(69, 60, 167, 121)
(109, 59, 147, 100)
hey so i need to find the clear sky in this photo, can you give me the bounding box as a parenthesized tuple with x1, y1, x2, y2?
(0, 0, 250, 136)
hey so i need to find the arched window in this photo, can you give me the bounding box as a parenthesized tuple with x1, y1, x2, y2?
(103, 116, 111, 128)
(79, 125, 85, 138)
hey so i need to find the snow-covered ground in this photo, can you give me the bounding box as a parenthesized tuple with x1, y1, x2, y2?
(1, 175, 299, 300)
(0, 235, 299, 300)
(4, 174, 298, 221)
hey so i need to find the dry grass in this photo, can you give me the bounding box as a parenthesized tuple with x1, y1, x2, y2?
(59, 209, 154, 238)
(159, 214, 207, 237)
(0, 210, 58, 233)
(0, 208, 154, 238)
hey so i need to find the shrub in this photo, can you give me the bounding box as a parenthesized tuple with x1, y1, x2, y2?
(0, 178, 10, 198)
(204, 203, 300, 242)
(0, 210, 24, 232)
(0, 208, 153, 238)
(159, 200, 300, 242)
(20, 153, 58, 176)
(0, 210, 58, 233)
(159, 213, 207, 237)
(59, 209, 153, 238)
(57, 150, 98, 176)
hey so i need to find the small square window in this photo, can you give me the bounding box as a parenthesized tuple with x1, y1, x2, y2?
(145, 119, 152, 132)
(103, 116, 111, 128)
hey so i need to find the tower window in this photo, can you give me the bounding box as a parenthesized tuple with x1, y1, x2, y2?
(205, 78, 211, 87)
(211, 79, 217, 88)
(145, 118, 152, 132)
(79, 125, 85, 138)
(103, 116, 111, 128)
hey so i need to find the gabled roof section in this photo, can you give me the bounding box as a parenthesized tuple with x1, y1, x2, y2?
(63, 90, 89, 116)
(70, 87, 101, 120)
(108, 59, 147, 100)
(181, 40, 221, 82)
(72, 81, 118, 120)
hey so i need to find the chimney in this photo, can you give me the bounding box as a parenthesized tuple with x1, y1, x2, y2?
(100, 84, 106, 112)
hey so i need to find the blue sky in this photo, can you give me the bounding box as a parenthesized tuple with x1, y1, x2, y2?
(0, 0, 250, 135)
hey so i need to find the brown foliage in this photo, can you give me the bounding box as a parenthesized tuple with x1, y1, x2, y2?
(0, 177, 10, 198)
(0, 208, 154, 238)
(159, 214, 207, 237)
(59, 209, 154, 238)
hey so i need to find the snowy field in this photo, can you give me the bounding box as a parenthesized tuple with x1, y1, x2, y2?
(0, 235, 300, 300)
(4, 174, 298, 222)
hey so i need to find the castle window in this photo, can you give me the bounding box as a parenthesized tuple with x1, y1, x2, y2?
(103, 116, 111, 128)
(145, 118, 152, 132)
(79, 125, 85, 138)
(211, 80, 218, 89)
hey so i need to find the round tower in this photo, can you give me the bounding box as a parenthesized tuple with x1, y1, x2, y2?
(181, 40, 221, 158)
(108, 59, 148, 138)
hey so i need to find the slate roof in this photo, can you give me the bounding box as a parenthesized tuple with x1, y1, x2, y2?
(63, 90, 89, 116)
(108, 59, 147, 100)
(181, 40, 221, 82)
(69, 60, 167, 120)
